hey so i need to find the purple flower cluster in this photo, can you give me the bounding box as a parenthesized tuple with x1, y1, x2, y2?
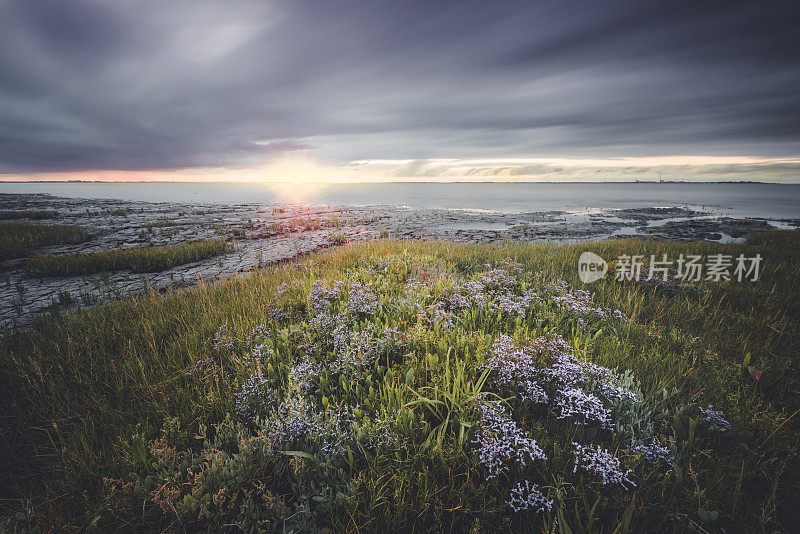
(246, 324, 269, 346)
(572, 443, 634, 487)
(701, 404, 731, 431)
(482, 333, 638, 415)
(308, 280, 345, 313)
(235, 369, 278, 422)
(481, 335, 548, 403)
(243, 342, 274, 367)
(266, 299, 290, 323)
(186, 355, 215, 376)
(473, 401, 546, 478)
(262, 397, 355, 458)
(446, 292, 471, 310)
(506, 480, 553, 513)
(332, 324, 407, 373)
(308, 311, 338, 337)
(357, 410, 401, 451)
(547, 280, 628, 324)
(479, 268, 519, 292)
(290, 358, 322, 394)
(595, 381, 640, 404)
(554, 388, 612, 429)
(626, 440, 673, 465)
(213, 322, 235, 351)
(346, 281, 381, 315)
(534, 335, 639, 407)
(430, 302, 455, 330)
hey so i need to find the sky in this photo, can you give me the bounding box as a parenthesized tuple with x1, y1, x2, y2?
(0, 0, 799, 183)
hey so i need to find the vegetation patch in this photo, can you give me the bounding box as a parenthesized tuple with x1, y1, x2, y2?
(1, 234, 799, 531)
(0, 222, 88, 261)
(0, 210, 59, 220)
(24, 238, 229, 276)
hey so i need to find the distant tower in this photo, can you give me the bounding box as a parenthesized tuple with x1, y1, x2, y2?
(659, 172, 663, 183)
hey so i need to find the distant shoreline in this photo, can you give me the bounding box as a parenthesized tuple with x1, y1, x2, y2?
(0, 179, 781, 184)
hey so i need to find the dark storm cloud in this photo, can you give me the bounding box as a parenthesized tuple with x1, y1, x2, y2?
(0, 0, 798, 174)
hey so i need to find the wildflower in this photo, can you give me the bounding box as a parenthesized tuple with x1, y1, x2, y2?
(186, 355, 214, 376)
(473, 401, 546, 478)
(572, 443, 634, 487)
(308, 280, 345, 313)
(481, 335, 548, 403)
(701, 404, 731, 431)
(213, 322, 235, 350)
(507, 480, 553, 513)
(595, 381, 640, 404)
(332, 324, 408, 373)
(553, 388, 613, 429)
(247, 324, 270, 346)
(243, 342, 273, 367)
(626, 440, 673, 465)
(346, 281, 381, 315)
(289, 358, 322, 394)
(235, 369, 278, 422)
(479, 268, 518, 292)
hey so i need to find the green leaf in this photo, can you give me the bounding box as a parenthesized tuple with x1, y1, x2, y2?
(697, 507, 718, 523)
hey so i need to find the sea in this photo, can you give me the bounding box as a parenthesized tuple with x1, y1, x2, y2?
(2, 182, 800, 220)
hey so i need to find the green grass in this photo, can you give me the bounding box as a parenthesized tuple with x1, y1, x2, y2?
(23, 238, 229, 276)
(0, 210, 59, 220)
(1, 232, 799, 532)
(0, 222, 89, 261)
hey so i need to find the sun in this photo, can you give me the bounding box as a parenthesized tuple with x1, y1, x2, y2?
(261, 155, 331, 184)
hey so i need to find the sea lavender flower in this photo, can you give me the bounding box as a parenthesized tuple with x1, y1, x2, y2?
(213, 322, 235, 350)
(308, 280, 345, 313)
(611, 309, 628, 321)
(493, 294, 528, 317)
(307, 310, 340, 342)
(235, 369, 278, 422)
(479, 268, 518, 292)
(627, 440, 673, 465)
(346, 281, 381, 315)
(507, 480, 553, 513)
(431, 302, 455, 330)
(242, 342, 273, 368)
(247, 324, 270, 346)
(595, 380, 640, 404)
(186, 355, 215, 376)
(262, 396, 356, 458)
(331, 320, 352, 354)
(447, 292, 472, 310)
(572, 443, 634, 487)
(554, 388, 613, 429)
(481, 335, 547, 403)
(266, 299, 290, 323)
(473, 401, 546, 478)
(519, 380, 549, 404)
(701, 404, 731, 431)
(332, 324, 408, 373)
(289, 358, 322, 394)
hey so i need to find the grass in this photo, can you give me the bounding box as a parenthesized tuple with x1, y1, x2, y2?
(1, 232, 799, 532)
(0, 210, 59, 220)
(0, 222, 89, 261)
(23, 239, 229, 276)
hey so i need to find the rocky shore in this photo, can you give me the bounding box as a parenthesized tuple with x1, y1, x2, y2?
(1, 193, 797, 328)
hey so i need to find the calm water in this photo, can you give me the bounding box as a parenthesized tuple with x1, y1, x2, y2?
(2, 182, 800, 219)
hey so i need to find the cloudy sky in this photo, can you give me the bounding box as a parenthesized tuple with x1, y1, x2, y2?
(1, 0, 799, 182)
